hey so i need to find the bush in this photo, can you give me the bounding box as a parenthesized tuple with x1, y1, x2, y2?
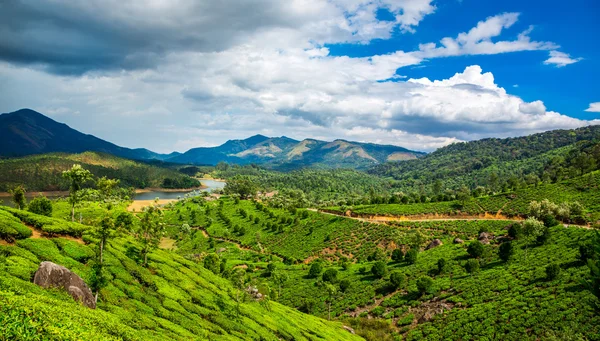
(389, 271, 406, 289)
(391, 248, 404, 262)
(308, 262, 323, 278)
(27, 195, 53, 217)
(464, 259, 480, 275)
(508, 223, 522, 239)
(416, 276, 434, 296)
(322, 268, 338, 283)
(546, 264, 561, 280)
(542, 214, 559, 228)
(467, 241, 484, 258)
(498, 242, 514, 262)
(536, 226, 551, 245)
(339, 279, 351, 292)
(437, 258, 448, 274)
(405, 249, 418, 264)
(371, 261, 388, 279)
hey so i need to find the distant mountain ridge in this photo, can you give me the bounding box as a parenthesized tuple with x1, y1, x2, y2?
(0, 109, 178, 161)
(0, 109, 424, 169)
(167, 134, 425, 169)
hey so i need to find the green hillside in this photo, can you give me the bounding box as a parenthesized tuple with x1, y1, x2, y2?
(0, 152, 199, 191)
(0, 208, 361, 340)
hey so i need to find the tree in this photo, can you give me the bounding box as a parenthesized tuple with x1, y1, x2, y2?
(62, 164, 93, 222)
(339, 279, 351, 292)
(91, 215, 117, 303)
(138, 205, 165, 266)
(265, 262, 276, 277)
(322, 268, 338, 283)
(545, 264, 561, 281)
(523, 218, 545, 260)
(325, 284, 337, 320)
(508, 223, 523, 239)
(391, 248, 404, 262)
(467, 241, 484, 259)
(115, 211, 134, 231)
(9, 185, 26, 210)
(464, 258, 480, 275)
(27, 194, 52, 216)
(308, 262, 323, 278)
(223, 177, 257, 199)
(416, 276, 434, 296)
(499, 242, 514, 262)
(371, 261, 388, 279)
(96, 176, 120, 199)
(390, 271, 406, 289)
(405, 249, 418, 264)
(272, 271, 288, 297)
(204, 253, 221, 274)
(584, 232, 600, 308)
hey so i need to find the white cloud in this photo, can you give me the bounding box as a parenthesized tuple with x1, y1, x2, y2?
(0, 4, 596, 153)
(543, 51, 583, 67)
(585, 102, 600, 113)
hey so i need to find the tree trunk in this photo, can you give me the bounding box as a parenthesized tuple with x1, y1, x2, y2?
(71, 204, 75, 222)
(144, 251, 148, 267)
(100, 239, 104, 264)
(328, 301, 331, 320)
(95, 291, 99, 304)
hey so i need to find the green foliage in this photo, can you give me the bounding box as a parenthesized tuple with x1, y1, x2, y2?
(405, 249, 418, 264)
(389, 271, 406, 289)
(464, 258, 480, 275)
(9, 185, 26, 210)
(322, 268, 338, 283)
(27, 195, 53, 216)
(1, 206, 90, 237)
(391, 248, 404, 262)
(308, 262, 323, 278)
(0, 209, 32, 241)
(339, 279, 351, 292)
(499, 241, 514, 262)
(545, 263, 561, 281)
(371, 261, 387, 279)
(416, 276, 434, 296)
(467, 241, 484, 259)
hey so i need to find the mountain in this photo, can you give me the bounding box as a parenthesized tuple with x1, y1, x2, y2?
(0, 109, 424, 169)
(368, 124, 600, 191)
(168, 136, 425, 169)
(0, 109, 176, 161)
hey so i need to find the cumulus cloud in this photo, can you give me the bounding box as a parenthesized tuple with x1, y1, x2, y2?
(586, 102, 600, 113)
(543, 51, 583, 67)
(0, 1, 596, 153)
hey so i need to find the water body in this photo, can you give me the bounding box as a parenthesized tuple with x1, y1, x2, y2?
(0, 179, 226, 207)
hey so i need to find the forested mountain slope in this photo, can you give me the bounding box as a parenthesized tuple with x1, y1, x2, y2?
(369, 125, 600, 191)
(0, 152, 199, 191)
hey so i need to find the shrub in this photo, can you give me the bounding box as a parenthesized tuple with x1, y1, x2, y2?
(405, 249, 418, 264)
(437, 258, 447, 275)
(391, 248, 404, 262)
(339, 279, 351, 292)
(498, 242, 514, 262)
(371, 261, 387, 279)
(508, 223, 522, 239)
(464, 259, 480, 275)
(542, 215, 559, 228)
(322, 268, 338, 283)
(467, 241, 484, 259)
(416, 276, 434, 296)
(389, 271, 406, 289)
(546, 264, 561, 280)
(308, 262, 323, 278)
(27, 195, 53, 217)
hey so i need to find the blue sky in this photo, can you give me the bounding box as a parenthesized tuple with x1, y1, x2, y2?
(328, 0, 600, 120)
(0, 0, 598, 152)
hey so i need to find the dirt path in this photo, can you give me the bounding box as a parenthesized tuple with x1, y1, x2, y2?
(348, 289, 406, 317)
(313, 209, 522, 224)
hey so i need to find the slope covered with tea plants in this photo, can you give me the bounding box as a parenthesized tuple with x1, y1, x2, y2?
(0, 208, 360, 341)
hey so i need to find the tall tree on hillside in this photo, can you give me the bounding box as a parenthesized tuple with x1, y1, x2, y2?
(9, 185, 26, 210)
(62, 164, 93, 221)
(96, 176, 120, 199)
(90, 215, 116, 303)
(584, 232, 600, 309)
(138, 205, 165, 266)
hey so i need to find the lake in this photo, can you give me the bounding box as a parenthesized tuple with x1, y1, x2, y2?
(0, 179, 226, 207)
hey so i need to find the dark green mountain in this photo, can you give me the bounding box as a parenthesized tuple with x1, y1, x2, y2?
(168, 136, 425, 169)
(0, 109, 177, 161)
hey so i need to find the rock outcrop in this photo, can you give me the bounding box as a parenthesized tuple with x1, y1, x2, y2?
(33, 261, 96, 309)
(453, 238, 464, 244)
(425, 239, 443, 250)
